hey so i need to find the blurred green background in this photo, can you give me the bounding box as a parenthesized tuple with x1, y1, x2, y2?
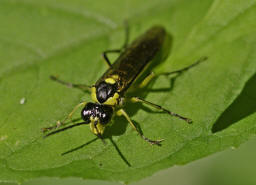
(2, 137, 256, 185)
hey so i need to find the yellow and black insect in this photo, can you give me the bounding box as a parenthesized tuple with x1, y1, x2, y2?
(43, 25, 204, 146)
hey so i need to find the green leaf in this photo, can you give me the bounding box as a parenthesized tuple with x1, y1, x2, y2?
(1, 0, 256, 183)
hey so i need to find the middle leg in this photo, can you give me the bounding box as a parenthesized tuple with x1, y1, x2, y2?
(102, 21, 130, 68)
(130, 97, 192, 123)
(136, 56, 208, 89)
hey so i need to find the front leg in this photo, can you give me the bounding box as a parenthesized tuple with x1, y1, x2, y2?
(42, 101, 87, 132)
(116, 109, 164, 145)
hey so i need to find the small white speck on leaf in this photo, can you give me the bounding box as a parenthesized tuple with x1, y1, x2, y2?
(15, 140, 20, 146)
(0, 135, 8, 141)
(231, 146, 237, 150)
(20, 97, 26, 104)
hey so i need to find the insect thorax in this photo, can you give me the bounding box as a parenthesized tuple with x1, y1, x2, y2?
(91, 75, 121, 106)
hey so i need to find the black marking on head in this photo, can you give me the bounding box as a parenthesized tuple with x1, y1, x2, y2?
(81, 102, 113, 125)
(96, 81, 117, 103)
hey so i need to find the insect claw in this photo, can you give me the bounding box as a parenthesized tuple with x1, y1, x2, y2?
(149, 138, 165, 146)
(41, 120, 63, 133)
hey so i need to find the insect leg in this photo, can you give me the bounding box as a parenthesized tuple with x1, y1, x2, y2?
(130, 97, 192, 123)
(116, 109, 164, 145)
(121, 20, 130, 49)
(50, 75, 91, 92)
(102, 49, 121, 68)
(159, 56, 207, 76)
(138, 72, 156, 88)
(127, 72, 156, 92)
(101, 21, 130, 68)
(42, 101, 87, 132)
(135, 57, 207, 89)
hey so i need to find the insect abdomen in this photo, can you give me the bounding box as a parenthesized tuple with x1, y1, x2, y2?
(98, 26, 166, 93)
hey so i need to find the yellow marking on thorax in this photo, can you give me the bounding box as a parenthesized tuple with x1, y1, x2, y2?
(111, 74, 119, 80)
(105, 78, 116, 84)
(104, 92, 119, 106)
(105, 74, 119, 84)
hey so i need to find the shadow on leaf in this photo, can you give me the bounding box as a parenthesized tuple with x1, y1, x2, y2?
(212, 73, 256, 133)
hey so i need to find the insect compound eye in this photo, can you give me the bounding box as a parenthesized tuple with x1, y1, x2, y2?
(96, 81, 117, 103)
(99, 105, 113, 125)
(81, 102, 95, 122)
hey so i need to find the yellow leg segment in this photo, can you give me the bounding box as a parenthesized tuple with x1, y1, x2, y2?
(62, 102, 87, 123)
(138, 72, 156, 88)
(128, 72, 156, 92)
(132, 56, 208, 92)
(116, 109, 164, 145)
